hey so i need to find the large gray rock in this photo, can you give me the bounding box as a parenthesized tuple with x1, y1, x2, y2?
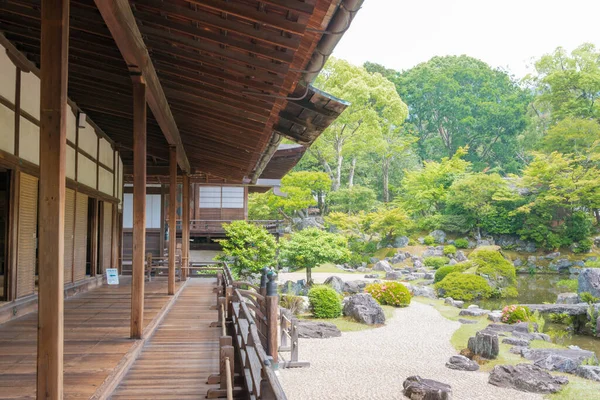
(373, 260, 393, 273)
(369, 257, 379, 264)
(444, 297, 464, 308)
(459, 307, 490, 317)
(556, 292, 579, 304)
(413, 259, 424, 269)
(468, 331, 499, 359)
(296, 321, 341, 339)
(343, 280, 367, 294)
(488, 364, 568, 394)
(458, 318, 478, 324)
(502, 337, 530, 347)
(487, 311, 503, 322)
(455, 251, 467, 262)
(403, 376, 452, 400)
(549, 258, 574, 272)
(343, 293, 386, 325)
(392, 252, 407, 264)
(521, 348, 598, 373)
(423, 246, 445, 257)
(385, 271, 403, 280)
(280, 280, 308, 296)
(413, 286, 437, 299)
(446, 355, 479, 371)
(324, 276, 344, 294)
(578, 268, 600, 298)
(293, 216, 325, 231)
(575, 365, 600, 382)
(512, 331, 551, 342)
(429, 230, 446, 244)
(393, 236, 410, 248)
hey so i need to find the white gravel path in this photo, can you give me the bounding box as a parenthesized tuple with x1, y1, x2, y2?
(278, 301, 542, 400)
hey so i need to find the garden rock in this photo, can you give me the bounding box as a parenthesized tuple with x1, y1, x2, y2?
(343, 280, 367, 294)
(448, 259, 457, 266)
(412, 286, 437, 299)
(429, 230, 446, 244)
(467, 331, 499, 359)
(454, 251, 467, 262)
(280, 280, 308, 296)
(324, 276, 344, 294)
(424, 272, 435, 280)
(459, 306, 490, 317)
(369, 257, 379, 264)
(342, 293, 385, 325)
(356, 267, 367, 273)
(549, 258, 573, 272)
(488, 364, 569, 394)
(413, 259, 424, 269)
(545, 252, 561, 260)
(364, 274, 378, 279)
(575, 365, 600, 382)
(296, 321, 341, 339)
(445, 355, 479, 371)
(458, 318, 478, 324)
(423, 246, 445, 257)
(293, 216, 325, 231)
(477, 239, 493, 247)
(385, 271, 403, 280)
(502, 337, 530, 347)
(556, 293, 579, 304)
(513, 258, 523, 267)
(487, 311, 503, 322)
(444, 297, 464, 308)
(373, 260, 393, 273)
(392, 253, 406, 264)
(510, 346, 528, 355)
(578, 268, 600, 298)
(402, 376, 452, 400)
(521, 348, 598, 373)
(512, 331, 551, 342)
(393, 236, 410, 248)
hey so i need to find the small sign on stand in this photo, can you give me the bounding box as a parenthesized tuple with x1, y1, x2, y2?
(106, 268, 119, 285)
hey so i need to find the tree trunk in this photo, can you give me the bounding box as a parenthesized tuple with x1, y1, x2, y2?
(382, 157, 390, 203)
(348, 157, 356, 187)
(333, 145, 343, 191)
(595, 209, 600, 225)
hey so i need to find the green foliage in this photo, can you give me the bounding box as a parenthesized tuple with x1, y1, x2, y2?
(424, 256, 450, 269)
(579, 292, 600, 304)
(454, 238, 469, 249)
(573, 239, 593, 254)
(327, 185, 378, 213)
(279, 171, 332, 215)
(547, 328, 573, 345)
(556, 279, 578, 292)
(434, 273, 493, 301)
(365, 282, 411, 307)
(468, 249, 517, 286)
(529, 310, 546, 333)
(502, 286, 520, 298)
(365, 206, 412, 243)
(248, 192, 280, 220)
(539, 117, 600, 157)
(434, 266, 455, 283)
(279, 228, 350, 282)
(280, 295, 305, 315)
(501, 305, 532, 324)
(423, 235, 435, 245)
(548, 312, 574, 325)
(586, 260, 600, 268)
(443, 245, 457, 256)
(308, 286, 342, 318)
(216, 221, 277, 276)
(585, 304, 600, 335)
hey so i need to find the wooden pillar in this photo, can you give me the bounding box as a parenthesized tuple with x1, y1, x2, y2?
(266, 272, 279, 364)
(37, 0, 69, 397)
(182, 174, 190, 280)
(168, 146, 177, 295)
(130, 76, 146, 339)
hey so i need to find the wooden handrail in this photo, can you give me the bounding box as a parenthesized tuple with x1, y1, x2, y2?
(225, 357, 233, 400)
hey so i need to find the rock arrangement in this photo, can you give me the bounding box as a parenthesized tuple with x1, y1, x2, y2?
(467, 331, 499, 359)
(445, 355, 479, 371)
(296, 320, 341, 339)
(342, 293, 385, 325)
(403, 376, 452, 400)
(488, 364, 569, 394)
(579, 268, 600, 298)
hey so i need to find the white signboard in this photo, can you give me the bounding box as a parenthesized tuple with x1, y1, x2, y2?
(106, 268, 119, 285)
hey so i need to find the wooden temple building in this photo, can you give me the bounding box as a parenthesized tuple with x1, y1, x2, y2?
(0, 0, 361, 398)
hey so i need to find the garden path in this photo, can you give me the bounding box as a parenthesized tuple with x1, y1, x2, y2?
(278, 300, 542, 400)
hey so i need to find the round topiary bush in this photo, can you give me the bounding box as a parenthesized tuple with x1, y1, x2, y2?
(434, 273, 493, 301)
(454, 238, 469, 249)
(469, 249, 516, 286)
(443, 245, 457, 256)
(424, 256, 450, 269)
(308, 285, 342, 318)
(365, 282, 411, 307)
(434, 266, 455, 283)
(501, 305, 531, 324)
(423, 235, 436, 245)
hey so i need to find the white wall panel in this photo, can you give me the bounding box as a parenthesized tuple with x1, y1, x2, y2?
(66, 107, 77, 143)
(19, 118, 39, 165)
(77, 154, 96, 188)
(66, 146, 76, 180)
(123, 193, 133, 228)
(99, 138, 113, 167)
(20, 72, 40, 120)
(0, 49, 16, 103)
(78, 122, 97, 157)
(0, 104, 15, 154)
(99, 167, 113, 195)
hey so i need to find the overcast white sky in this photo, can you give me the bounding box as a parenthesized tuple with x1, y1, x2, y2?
(332, 0, 600, 78)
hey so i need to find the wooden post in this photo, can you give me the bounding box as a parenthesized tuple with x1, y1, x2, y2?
(168, 146, 177, 295)
(266, 272, 279, 364)
(182, 174, 190, 280)
(130, 76, 146, 339)
(37, 0, 69, 397)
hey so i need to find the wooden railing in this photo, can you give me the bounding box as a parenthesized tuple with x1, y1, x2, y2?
(279, 313, 310, 369)
(207, 264, 287, 400)
(186, 219, 286, 235)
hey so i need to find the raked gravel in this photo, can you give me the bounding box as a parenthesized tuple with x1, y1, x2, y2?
(278, 300, 542, 400)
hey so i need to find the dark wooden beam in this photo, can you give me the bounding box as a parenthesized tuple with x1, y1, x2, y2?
(37, 0, 69, 397)
(181, 174, 190, 280)
(168, 146, 177, 295)
(130, 76, 146, 339)
(94, 0, 190, 173)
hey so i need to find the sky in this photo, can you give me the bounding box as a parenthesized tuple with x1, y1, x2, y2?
(332, 0, 600, 78)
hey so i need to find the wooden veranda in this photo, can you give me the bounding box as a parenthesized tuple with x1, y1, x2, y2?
(0, 0, 361, 398)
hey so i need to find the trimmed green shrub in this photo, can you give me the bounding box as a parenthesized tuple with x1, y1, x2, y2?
(454, 238, 469, 249)
(366, 282, 411, 307)
(424, 256, 450, 269)
(501, 305, 531, 324)
(573, 239, 593, 254)
(434, 266, 455, 283)
(502, 286, 519, 298)
(308, 286, 342, 318)
(280, 295, 305, 315)
(434, 273, 493, 301)
(469, 249, 516, 285)
(557, 279, 578, 292)
(443, 245, 457, 255)
(423, 235, 435, 245)
(452, 260, 477, 273)
(586, 261, 600, 268)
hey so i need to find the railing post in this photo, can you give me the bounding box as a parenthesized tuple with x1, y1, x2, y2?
(259, 267, 269, 297)
(291, 318, 299, 363)
(146, 252, 152, 281)
(266, 271, 279, 365)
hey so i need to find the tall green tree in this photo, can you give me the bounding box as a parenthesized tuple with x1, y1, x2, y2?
(394, 55, 530, 172)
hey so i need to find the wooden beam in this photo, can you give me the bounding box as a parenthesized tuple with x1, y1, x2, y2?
(94, 0, 190, 173)
(168, 146, 177, 295)
(182, 174, 190, 280)
(130, 77, 146, 339)
(37, 0, 68, 397)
